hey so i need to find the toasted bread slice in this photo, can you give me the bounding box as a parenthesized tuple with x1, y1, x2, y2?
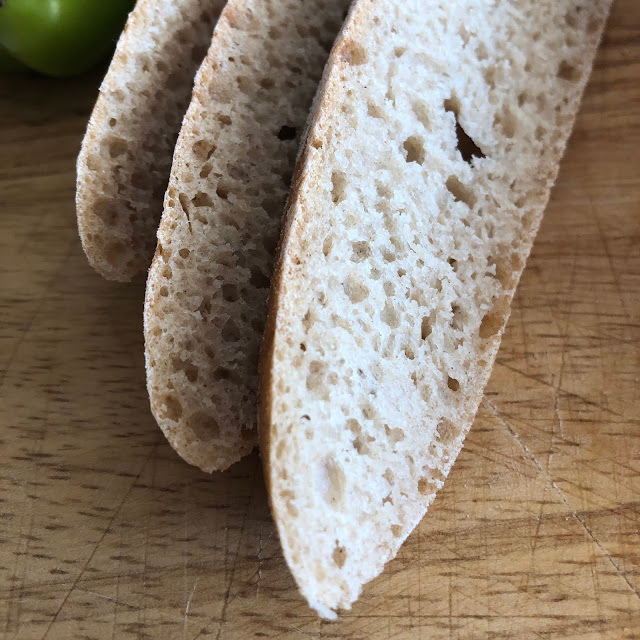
(260, 0, 610, 618)
(76, 0, 226, 281)
(144, 0, 351, 472)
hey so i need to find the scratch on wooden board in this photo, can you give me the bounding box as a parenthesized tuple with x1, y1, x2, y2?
(191, 465, 260, 640)
(76, 588, 141, 612)
(184, 578, 199, 636)
(38, 436, 162, 640)
(485, 399, 640, 602)
(497, 360, 627, 420)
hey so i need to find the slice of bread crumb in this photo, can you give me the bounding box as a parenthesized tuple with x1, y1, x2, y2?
(144, 0, 351, 472)
(260, 0, 611, 619)
(76, 0, 225, 281)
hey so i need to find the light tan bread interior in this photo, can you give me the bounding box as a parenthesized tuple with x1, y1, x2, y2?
(144, 0, 352, 472)
(261, 0, 610, 618)
(76, 0, 226, 281)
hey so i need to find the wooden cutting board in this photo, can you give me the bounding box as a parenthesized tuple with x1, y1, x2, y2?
(1, 3, 638, 638)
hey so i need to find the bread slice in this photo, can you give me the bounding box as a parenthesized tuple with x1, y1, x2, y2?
(143, 0, 351, 472)
(76, 0, 226, 282)
(260, 0, 610, 618)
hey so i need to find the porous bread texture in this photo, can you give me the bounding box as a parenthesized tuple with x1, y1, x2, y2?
(261, 0, 610, 619)
(144, 0, 351, 472)
(76, 0, 225, 282)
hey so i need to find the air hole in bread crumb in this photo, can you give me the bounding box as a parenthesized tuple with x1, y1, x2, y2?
(446, 175, 476, 208)
(557, 60, 579, 82)
(93, 199, 119, 226)
(196, 162, 212, 181)
(108, 137, 127, 158)
(332, 543, 347, 568)
(108, 118, 117, 127)
(197, 297, 211, 316)
(350, 241, 371, 262)
(221, 319, 240, 342)
(217, 114, 232, 126)
(261, 197, 281, 219)
(391, 525, 402, 538)
(192, 192, 213, 208)
(403, 345, 415, 360)
(104, 241, 127, 267)
(421, 316, 432, 340)
(250, 267, 270, 289)
(362, 403, 376, 420)
(436, 419, 457, 445)
(222, 284, 238, 302)
(331, 170, 347, 204)
(162, 395, 182, 421)
(277, 125, 297, 141)
(280, 490, 298, 517)
(236, 75, 252, 95)
(403, 135, 426, 164)
(445, 98, 485, 163)
(382, 494, 393, 506)
(384, 424, 405, 444)
(306, 361, 326, 391)
(184, 364, 199, 383)
(367, 102, 385, 119)
(382, 249, 396, 263)
(322, 459, 346, 510)
(192, 140, 216, 161)
(479, 312, 504, 338)
(178, 193, 190, 218)
(564, 9, 579, 28)
(447, 376, 460, 391)
(381, 302, 400, 329)
(340, 40, 367, 65)
(411, 100, 430, 129)
(322, 236, 333, 257)
(495, 105, 517, 138)
(352, 436, 366, 455)
(159, 286, 169, 297)
(451, 304, 464, 330)
(179, 248, 190, 259)
(216, 184, 230, 200)
(344, 276, 369, 303)
(162, 265, 172, 280)
(213, 367, 232, 381)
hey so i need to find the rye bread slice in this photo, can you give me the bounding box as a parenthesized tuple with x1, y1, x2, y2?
(144, 0, 351, 472)
(76, 0, 226, 282)
(260, 0, 611, 618)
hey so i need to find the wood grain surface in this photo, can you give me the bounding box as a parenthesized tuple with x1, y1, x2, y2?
(1, 2, 639, 638)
